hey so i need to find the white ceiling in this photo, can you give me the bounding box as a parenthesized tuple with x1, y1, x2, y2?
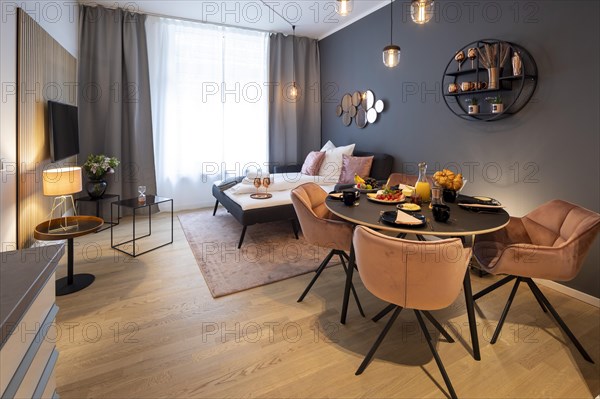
(84, 0, 389, 39)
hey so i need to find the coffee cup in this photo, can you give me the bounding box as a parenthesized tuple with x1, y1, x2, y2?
(342, 189, 360, 206)
(448, 83, 458, 93)
(432, 204, 451, 223)
(460, 82, 473, 92)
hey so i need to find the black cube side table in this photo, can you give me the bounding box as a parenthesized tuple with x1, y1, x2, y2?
(110, 195, 173, 257)
(75, 194, 120, 232)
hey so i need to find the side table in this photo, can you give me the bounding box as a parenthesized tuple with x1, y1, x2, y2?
(75, 194, 120, 232)
(34, 216, 104, 296)
(111, 195, 173, 257)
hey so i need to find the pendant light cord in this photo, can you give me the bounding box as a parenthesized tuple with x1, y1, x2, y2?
(390, 0, 393, 45)
(292, 25, 296, 86)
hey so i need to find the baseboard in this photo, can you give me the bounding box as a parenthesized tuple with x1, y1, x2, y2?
(534, 279, 600, 308)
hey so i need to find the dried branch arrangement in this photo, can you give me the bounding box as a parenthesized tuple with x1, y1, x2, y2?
(477, 42, 510, 69)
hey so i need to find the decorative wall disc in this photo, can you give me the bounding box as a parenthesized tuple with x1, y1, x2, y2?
(336, 89, 385, 128)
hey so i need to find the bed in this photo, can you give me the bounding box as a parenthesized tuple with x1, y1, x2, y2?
(212, 151, 394, 248)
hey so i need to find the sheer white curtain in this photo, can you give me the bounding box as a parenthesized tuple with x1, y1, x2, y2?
(146, 16, 269, 210)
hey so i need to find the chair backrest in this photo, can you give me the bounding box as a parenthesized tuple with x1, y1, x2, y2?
(521, 199, 600, 277)
(386, 173, 418, 187)
(291, 183, 353, 251)
(353, 226, 472, 311)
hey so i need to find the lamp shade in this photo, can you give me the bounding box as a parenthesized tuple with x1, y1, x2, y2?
(411, 0, 434, 24)
(336, 0, 353, 16)
(383, 45, 401, 68)
(43, 166, 82, 196)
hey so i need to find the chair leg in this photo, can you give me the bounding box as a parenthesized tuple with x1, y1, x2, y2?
(356, 306, 402, 375)
(339, 253, 365, 318)
(415, 310, 458, 399)
(372, 304, 397, 322)
(422, 311, 455, 343)
(237, 226, 247, 249)
(524, 279, 547, 313)
(490, 278, 521, 344)
(473, 275, 517, 301)
(291, 219, 299, 239)
(297, 250, 335, 302)
(212, 200, 219, 216)
(525, 279, 594, 363)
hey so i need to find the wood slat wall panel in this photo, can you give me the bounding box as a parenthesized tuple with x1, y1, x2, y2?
(17, 9, 77, 248)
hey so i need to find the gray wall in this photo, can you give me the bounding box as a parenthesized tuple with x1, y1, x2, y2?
(320, 1, 600, 297)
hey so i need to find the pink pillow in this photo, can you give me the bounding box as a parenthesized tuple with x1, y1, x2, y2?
(338, 154, 374, 184)
(301, 151, 326, 175)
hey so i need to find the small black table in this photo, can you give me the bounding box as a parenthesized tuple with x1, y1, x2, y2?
(326, 196, 510, 361)
(75, 194, 120, 232)
(111, 195, 173, 257)
(34, 216, 104, 296)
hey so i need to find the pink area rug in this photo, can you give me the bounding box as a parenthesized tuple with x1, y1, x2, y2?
(178, 209, 331, 298)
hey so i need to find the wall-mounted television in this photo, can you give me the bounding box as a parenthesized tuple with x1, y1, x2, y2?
(48, 100, 79, 162)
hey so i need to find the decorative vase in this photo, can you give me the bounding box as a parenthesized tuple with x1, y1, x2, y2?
(442, 189, 457, 203)
(488, 67, 499, 89)
(468, 105, 479, 115)
(86, 179, 107, 199)
(512, 52, 522, 76)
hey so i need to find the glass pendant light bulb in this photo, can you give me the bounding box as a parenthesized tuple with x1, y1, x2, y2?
(383, 45, 401, 68)
(411, 0, 434, 24)
(290, 83, 298, 100)
(336, 0, 353, 16)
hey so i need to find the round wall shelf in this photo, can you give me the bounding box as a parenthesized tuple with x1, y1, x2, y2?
(442, 39, 538, 121)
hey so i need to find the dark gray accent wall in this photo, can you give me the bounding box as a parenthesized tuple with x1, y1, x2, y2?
(320, 1, 600, 297)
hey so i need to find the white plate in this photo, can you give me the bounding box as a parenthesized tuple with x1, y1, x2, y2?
(367, 193, 406, 204)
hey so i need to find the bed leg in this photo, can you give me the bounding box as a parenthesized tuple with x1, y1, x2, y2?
(213, 200, 219, 216)
(238, 226, 248, 249)
(291, 219, 299, 239)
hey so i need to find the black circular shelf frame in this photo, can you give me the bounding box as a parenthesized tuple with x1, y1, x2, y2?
(442, 39, 538, 122)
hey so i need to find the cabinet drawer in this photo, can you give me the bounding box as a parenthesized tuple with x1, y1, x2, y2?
(14, 326, 57, 398)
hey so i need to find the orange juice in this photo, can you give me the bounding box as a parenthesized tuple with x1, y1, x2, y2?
(415, 181, 431, 203)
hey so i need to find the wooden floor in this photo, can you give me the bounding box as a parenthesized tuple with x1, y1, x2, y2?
(54, 210, 600, 398)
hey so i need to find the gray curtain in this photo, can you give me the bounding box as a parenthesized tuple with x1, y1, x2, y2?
(269, 33, 321, 169)
(78, 5, 157, 200)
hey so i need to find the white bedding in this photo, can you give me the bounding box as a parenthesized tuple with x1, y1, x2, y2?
(221, 173, 337, 211)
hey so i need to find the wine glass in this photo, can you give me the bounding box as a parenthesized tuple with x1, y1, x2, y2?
(467, 47, 477, 69)
(262, 177, 271, 195)
(454, 50, 465, 71)
(253, 178, 262, 194)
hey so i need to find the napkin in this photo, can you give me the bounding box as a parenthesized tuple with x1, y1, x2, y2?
(395, 210, 423, 225)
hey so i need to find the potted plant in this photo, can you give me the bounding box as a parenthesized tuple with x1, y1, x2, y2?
(486, 95, 504, 114)
(82, 154, 120, 198)
(466, 97, 479, 114)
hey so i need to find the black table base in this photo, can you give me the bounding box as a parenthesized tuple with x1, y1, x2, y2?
(56, 273, 95, 296)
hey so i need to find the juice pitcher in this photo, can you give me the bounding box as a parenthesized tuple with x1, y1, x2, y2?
(415, 162, 431, 203)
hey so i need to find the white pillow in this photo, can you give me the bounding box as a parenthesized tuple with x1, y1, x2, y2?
(320, 140, 336, 152)
(318, 143, 356, 182)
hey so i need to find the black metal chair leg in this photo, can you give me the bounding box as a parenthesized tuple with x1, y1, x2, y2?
(473, 275, 517, 301)
(212, 200, 219, 216)
(297, 250, 335, 302)
(524, 278, 547, 313)
(490, 278, 521, 344)
(291, 219, 299, 239)
(237, 226, 248, 249)
(356, 306, 402, 375)
(339, 253, 365, 317)
(422, 311, 455, 343)
(372, 304, 397, 322)
(415, 310, 458, 399)
(526, 279, 594, 363)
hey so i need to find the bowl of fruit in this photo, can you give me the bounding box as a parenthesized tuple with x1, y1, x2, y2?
(354, 175, 380, 193)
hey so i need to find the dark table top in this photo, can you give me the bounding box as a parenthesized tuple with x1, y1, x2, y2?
(326, 196, 510, 237)
(0, 244, 64, 348)
(34, 216, 104, 241)
(112, 195, 172, 209)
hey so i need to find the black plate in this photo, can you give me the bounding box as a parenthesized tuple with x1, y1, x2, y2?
(380, 211, 426, 227)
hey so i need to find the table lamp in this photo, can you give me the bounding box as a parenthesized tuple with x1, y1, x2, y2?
(42, 166, 82, 232)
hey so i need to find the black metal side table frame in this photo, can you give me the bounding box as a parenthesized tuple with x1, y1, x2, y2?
(75, 194, 120, 232)
(110, 195, 173, 257)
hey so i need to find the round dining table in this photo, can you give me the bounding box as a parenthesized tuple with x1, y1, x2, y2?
(326, 195, 510, 361)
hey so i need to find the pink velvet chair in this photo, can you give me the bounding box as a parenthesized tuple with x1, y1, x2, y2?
(352, 226, 472, 399)
(291, 183, 364, 315)
(473, 199, 600, 362)
(385, 172, 418, 187)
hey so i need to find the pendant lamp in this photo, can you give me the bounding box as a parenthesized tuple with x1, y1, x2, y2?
(290, 25, 298, 100)
(411, 0, 434, 24)
(336, 0, 353, 16)
(383, 0, 400, 68)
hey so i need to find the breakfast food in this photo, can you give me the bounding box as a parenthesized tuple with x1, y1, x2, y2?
(354, 174, 379, 190)
(433, 169, 464, 191)
(400, 203, 421, 211)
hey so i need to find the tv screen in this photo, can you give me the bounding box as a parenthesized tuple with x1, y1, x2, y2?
(48, 100, 79, 162)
